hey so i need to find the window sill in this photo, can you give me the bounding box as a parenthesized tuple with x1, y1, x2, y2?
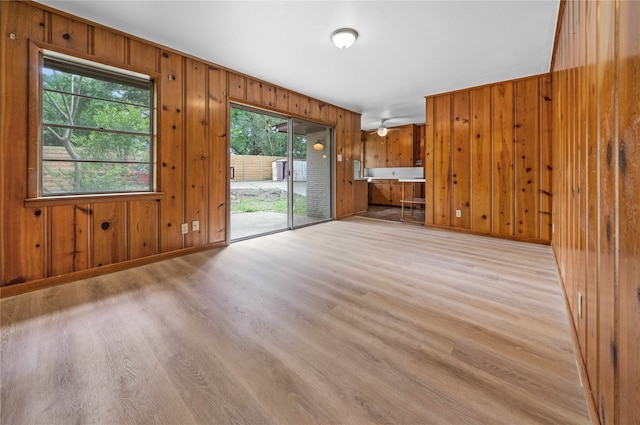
(25, 192, 164, 208)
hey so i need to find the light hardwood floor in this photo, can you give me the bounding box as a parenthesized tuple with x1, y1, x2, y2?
(1, 217, 590, 424)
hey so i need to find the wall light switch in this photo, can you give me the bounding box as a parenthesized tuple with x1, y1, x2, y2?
(337, 154, 343, 162)
(181, 223, 188, 234)
(192, 220, 200, 231)
(455, 209, 462, 218)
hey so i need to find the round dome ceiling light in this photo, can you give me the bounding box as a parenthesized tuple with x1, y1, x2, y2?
(330, 28, 358, 49)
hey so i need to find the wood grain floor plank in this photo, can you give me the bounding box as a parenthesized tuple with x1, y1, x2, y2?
(1, 217, 590, 424)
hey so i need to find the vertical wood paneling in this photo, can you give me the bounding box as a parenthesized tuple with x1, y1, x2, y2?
(246, 79, 262, 104)
(416, 124, 425, 167)
(300, 97, 311, 117)
(539, 75, 553, 242)
(470, 86, 492, 233)
(50, 205, 90, 276)
(208, 67, 227, 244)
(514, 78, 540, 239)
(92, 27, 125, 63)
(452, 92, 471, 229)
(349, 114, 361, 212)
(158, 51, 185, 252)
(617, 0, 640, 422)
(426, 76, 548, 243)
(128, 200, 157, 260)
(1, 1, 361, 292)
(334, 111, 359, 219)
(92, 202, 126, 267)
(596, 2, 616, 422)
(342, 112, 355, 216)
(289, 93, 301, 116)
(424, 98, 435, 224)
(326, 105, 338, 125)
(228, 73, 246, 100)
(492, 82, 515, 236)
(0, 2, 46, 285)
(277, 88, 289, 111)
(363, 133, 386, 168)
(334, 110, 346, 218)
(50, 14, 88, 53)
(129, 39, 158, 73)
(433, 95, 452, 226)
(308, 98, 321, 120)
(318, 102, 329, 122)
(386, 129, 400, 167)
(552, 0, 640, 422)
(262, 83, 277, 108)
(396, 125, 414, 167)
(584, 0, 599, 401)
(184, 58, 208, 247)
(575, 0, 588, 365)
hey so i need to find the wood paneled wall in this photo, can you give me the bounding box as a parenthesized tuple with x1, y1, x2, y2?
(552, 0, 640, 423)
(362, 124, 417, 168)
(424, 75, 552, 243)
(0, 1, 360, 292)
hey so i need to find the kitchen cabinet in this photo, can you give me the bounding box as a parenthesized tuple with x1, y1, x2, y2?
(369, 181, 391, 205)
(368, 180, 403, 206)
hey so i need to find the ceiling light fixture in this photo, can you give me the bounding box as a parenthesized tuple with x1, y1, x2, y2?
(330, 28, 358, 49)
(377, 127, 389, 137)
(313, 141, 325, 151)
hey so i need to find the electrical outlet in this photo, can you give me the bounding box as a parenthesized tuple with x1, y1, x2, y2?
(181, 223, 188, 234)
(455, 209, 462, 218)
(192, 220, 200, 231)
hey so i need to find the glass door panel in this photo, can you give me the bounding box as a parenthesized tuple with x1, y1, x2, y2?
(229, 106, 289, 240)
(291, 119, 332, 228)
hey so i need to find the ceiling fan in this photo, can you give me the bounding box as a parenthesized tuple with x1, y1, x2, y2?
(369, 119, 398, 137)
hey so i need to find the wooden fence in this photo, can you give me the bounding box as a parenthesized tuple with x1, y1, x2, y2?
(230, 155, 308, 182)
(230, 155, 285, 181)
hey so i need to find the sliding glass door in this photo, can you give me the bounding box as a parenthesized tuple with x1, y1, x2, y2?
(291, 119, 332, 227)
(229, 106, 332, 240)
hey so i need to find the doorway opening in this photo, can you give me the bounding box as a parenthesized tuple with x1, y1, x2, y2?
(229, 105, 333, 240)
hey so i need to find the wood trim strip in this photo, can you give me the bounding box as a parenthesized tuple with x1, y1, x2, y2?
(25, 192, 164, 208)
(423, 222, 550, 245)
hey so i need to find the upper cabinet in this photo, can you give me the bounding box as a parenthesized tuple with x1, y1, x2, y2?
(364, 124, 417, 168)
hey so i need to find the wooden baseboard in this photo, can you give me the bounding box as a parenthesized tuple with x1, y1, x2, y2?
(424, 223, 551, 245)
(0, 241, 226, 298)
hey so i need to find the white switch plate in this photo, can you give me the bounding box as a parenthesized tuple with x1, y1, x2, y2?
(192, 220, 200, 231)
(337, 154, 343, 162)
(181, 223, 188, 234)
(455, 209, 462, 218)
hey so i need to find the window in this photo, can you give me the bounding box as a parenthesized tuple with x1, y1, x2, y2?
(39, 52, 155, 196)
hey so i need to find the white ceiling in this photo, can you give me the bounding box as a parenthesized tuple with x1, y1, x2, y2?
(36, 1, 559, 130)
